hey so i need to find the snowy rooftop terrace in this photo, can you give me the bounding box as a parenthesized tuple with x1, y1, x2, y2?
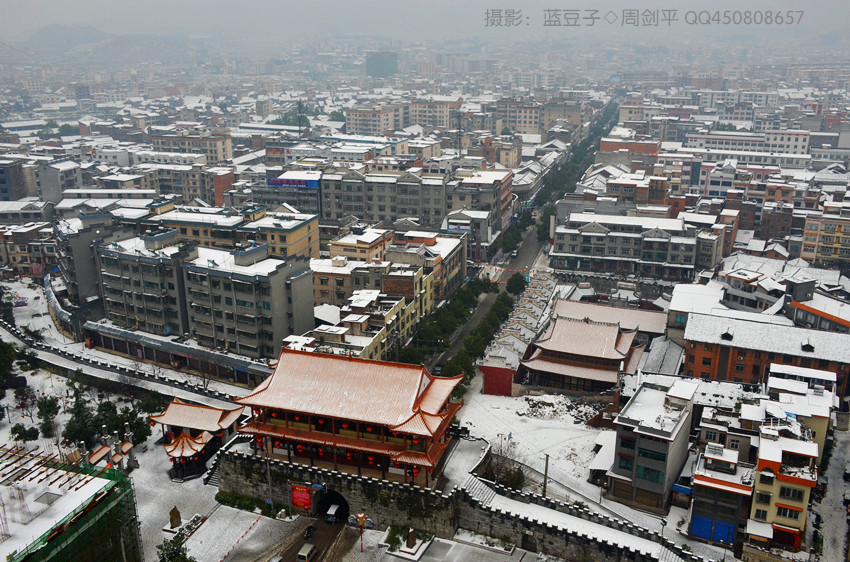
(0, 450, 115, 561)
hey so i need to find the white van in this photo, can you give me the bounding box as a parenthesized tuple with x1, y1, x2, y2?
(326, 503, 340, 523)
(297, 543, 318, 562)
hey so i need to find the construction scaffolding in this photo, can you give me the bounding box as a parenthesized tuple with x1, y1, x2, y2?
(0, 445, 142, 562)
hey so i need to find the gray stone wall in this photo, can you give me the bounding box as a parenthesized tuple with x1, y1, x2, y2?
(219, 451, 711, 562)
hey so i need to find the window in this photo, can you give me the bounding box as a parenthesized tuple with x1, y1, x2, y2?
(704, 430, 717, 441)
(759, 472, 774, 485)
(779, 487, 804, 502)
(635, 466, 664, 484)
(618, 455, 633, 471)
(776, 507, 800, 520)
(620, 438, 635, 450)
(638, 449, 667, 462)
(702, 357, 712, 366)
(755, 492, 770, 505)
(729, 439, 740, 450)
(754, 509, 768, 521)
(675, 313, 687, 323)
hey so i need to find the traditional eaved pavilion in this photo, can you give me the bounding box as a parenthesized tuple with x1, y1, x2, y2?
(235, 348, 464, 487)
(149, 398, 242, 479)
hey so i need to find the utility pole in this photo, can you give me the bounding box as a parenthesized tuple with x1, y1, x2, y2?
(542, 453, 549, 498)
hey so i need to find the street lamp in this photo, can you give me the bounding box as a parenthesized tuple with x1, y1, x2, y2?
(356, 511, 368, 552)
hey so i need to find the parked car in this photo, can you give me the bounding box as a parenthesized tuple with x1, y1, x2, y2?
(297, 543, 318, 562)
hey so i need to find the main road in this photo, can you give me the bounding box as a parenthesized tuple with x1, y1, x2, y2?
(433, 224, 545, 369)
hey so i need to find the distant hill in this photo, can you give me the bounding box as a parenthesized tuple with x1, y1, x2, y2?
(11, 24, 210, 67)
(20, 24, 114, 58)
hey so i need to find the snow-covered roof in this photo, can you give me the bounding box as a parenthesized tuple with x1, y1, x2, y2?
(684, 313, 850, 364)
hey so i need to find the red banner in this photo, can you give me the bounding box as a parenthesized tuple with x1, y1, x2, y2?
(291, 484, 311, 510)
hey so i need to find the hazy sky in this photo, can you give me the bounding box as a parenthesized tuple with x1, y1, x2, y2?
(1, 0, 846, 47)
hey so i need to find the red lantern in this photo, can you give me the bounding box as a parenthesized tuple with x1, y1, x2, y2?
(413, 467, 420, 476)
(317, 419, 324, 425)
(294, 415, 300, 421)
(297, 444, 304, 452)
(318, 449, 324, 456)
(346, 452, 352, 459)
(218, 432, 224, 438)
(150, 421, 156, 427)
(271, 412, 278, 418)
(180, 459, 185, 464)
(342, 423, 349, 429)
(366, 426, 373, 433)
(412, 438, 420, 444)
(367, 456, 374, 463)
(169, 458, 174, 463)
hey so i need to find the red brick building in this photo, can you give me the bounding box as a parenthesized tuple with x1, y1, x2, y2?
(683, 314, 850, 397)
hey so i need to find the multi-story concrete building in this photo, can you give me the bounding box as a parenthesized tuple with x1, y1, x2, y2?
(0, 199, 54, 225)
(183, 244, 312, 359)
(329, 227, 394, 262)
(0, 159, 27, 201)
(0, 221, 54, 277)
(409, 96, 462, 129)
(447, 169, 514, 234)
(240, 207, 319, 259)
(800, 202, 850, 265)
(35, 159, 83, 203)
(260, 170, 322, 215)
(550, 214, 723, 280)
(150, 127, 233, 163)
(97, 229, 191, 337)
(387, 231, 466, 302)
(345, 103, 407, 136)
(54, 211, 132, 304)
(607, 380, 696, 513)
(320, 167, 448, 229)
(746, 434, 818, 552)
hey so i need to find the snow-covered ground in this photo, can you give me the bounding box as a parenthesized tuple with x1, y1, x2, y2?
(184, 505, 299, 562)
(457, 373, 730, 561)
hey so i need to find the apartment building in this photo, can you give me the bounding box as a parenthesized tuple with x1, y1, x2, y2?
(329, 227, 394, 262)
(0, 222, 54, 276)
(54, 212, 132, 304)
(550, 214, 723, 280)
(259, 170, 322, 215)
(0, 199, 54, 225)
(607, 380, 696, 513)
(240, 208, 319, 259)
(97, 229, 190, 337)
(388, 230, 466, 301)
(443, 208, 504, 261)
(409, 96, 462, 129)
(683, 313, 850, 397)
(345, 103, 407, 136)
(689, 445, 754, 546)
(150, 128, 233, 163)
(447, 169, 514, 234)
(746, 435, 818, 551)
(320, 167, 449, 229)
(800, 203, 850, 265)
(684, 130, 810, 156)
(183, 244, 312, 359)
(0, 159, 26, 201)
(35, 159, 83, 203)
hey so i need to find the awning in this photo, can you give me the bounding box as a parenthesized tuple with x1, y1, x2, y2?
(746, 520, 773, 539)
(672, 484, 692, 495)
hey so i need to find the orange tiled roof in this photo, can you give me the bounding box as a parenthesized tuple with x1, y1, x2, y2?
(236, 348, 463, 435)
